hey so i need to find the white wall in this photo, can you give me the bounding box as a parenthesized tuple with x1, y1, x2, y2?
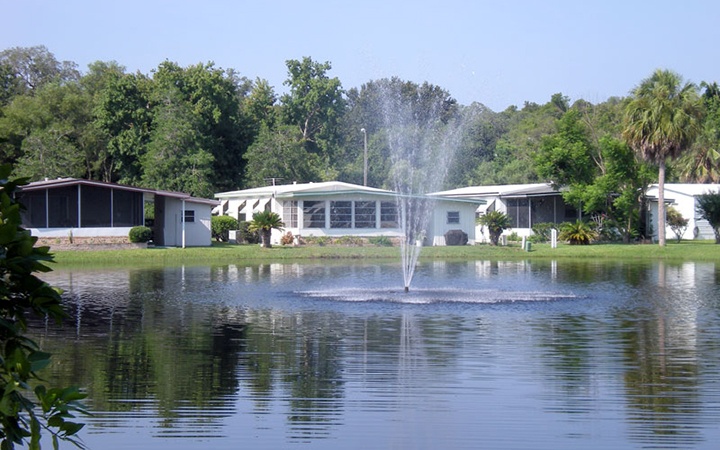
(163, 198, 213, 247)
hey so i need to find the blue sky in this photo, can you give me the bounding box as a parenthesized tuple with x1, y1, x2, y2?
(2, 0, 719, 111)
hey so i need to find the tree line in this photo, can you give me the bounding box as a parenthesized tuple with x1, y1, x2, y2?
(2, 45, 720, 242)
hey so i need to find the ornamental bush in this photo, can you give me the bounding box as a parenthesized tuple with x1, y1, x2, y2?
(129, 226, 153, 243)
(211, 215, 239, 242)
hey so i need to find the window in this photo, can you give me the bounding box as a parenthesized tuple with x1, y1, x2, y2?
(330, 201, 352, 228)
(506, 198, 529, 228)
(283, 201, 298, 227)
(355, 201, 376, 228)
(447, 211, 460, 224)
(303, 201, 325, 228)
(47, 186, 79, 228)
(184, 210, 195, 223)
(18, 190, 47, 228)
(380, 201, 399, 228)
(113, 189, 143, 227)
(81, 185, 111, 227)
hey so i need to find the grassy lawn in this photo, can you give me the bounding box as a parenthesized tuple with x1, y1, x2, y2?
(50, 240, 720, 268)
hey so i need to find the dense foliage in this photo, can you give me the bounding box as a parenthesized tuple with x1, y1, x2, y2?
(3, 46, 720, 241)
(0, 164, 86, 449)
(211, 215, 239, 242)
(696, 190, 720, 243)
(128, 226, 152, 243)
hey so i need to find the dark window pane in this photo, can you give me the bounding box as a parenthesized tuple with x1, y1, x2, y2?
(355, 201, 376, 228)
(18, 190, 47, 228)
(81, 185, 111, 227)
(381, 201, 398, 228)
(303, 201, 325, 228)
(113, 190, 143, 227)
(48, 186, 78, 228)
(184, 210, 195, 223)
(447, 211, 460, 224)
(330, 201, 352, 228)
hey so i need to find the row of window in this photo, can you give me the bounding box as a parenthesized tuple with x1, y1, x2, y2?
(283, 200, 400, 229)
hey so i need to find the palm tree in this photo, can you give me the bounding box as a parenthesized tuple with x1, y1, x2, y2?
(622, 69, 703, 246)
(248, 211, 284, 248)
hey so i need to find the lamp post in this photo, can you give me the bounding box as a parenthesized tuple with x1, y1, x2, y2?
(361, 127, 368, 186)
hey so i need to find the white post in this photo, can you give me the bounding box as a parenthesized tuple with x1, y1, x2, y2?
(181, 199, 186, 249)
(551, 228, 558, 249)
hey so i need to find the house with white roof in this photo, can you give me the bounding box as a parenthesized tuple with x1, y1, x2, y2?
(431, 183, 580, 242)
(214, 181, 483, 246)
(646, 183, 720, 241)
(16, 178, 218, 247)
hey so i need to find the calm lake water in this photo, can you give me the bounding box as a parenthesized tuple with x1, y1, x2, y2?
(32, 259, 720, 450)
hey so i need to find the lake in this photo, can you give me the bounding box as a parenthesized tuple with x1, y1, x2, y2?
(33, 259, 720, 449)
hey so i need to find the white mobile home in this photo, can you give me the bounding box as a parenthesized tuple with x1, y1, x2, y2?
(432, 183, 579, 242)
(215, 181, 482, 246)
(646, 183, 720, 241)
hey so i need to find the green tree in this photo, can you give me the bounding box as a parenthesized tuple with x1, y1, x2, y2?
(152, 61, 252, 192)
(666, 206, 689, 242)
(623, 69, 703, 246)
(0, 46, 79, 97)
(248, 211, 284, 248)
(0, 81, 92, 179)
(141, 87, 214, 197)
(0, 165, 87, 449)
(696, 190, 720, 243)
(677, 81, 720, 182)
(534, 109, 595, 187)
(93, 72, 152, 185)
(477, 210, 511, 246)
(243, 124, 324, 187)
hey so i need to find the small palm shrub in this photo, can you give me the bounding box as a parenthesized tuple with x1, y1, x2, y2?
(248, 211, 284, 248)
(697, 190, 720, 243)
(129, 226, 153, 243)
(477, 210, 512, 246)
(559, 220, 598, 245)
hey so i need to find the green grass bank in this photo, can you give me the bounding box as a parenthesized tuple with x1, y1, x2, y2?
(50, 240, 720, 268)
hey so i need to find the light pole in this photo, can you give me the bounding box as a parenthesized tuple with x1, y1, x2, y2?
(361, 128, 368, 186)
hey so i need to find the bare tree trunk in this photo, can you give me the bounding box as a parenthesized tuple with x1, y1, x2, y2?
(262, 229, 272, 248)
(658, 161, 666, 247)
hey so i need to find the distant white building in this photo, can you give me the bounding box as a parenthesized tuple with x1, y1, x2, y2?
(16, 178, 217, 247)
(432, 183, 578, 242)
(215, 181, 482, 246)
(646, 183, 720, 241)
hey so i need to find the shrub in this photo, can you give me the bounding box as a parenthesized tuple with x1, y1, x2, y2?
(129, 225, 153, 243)
(559, 220, 598, 245)
(368, 236, 393, 246)
(477, 211, 512, 246)
(530, 222, 555, 243)
(280, 231, 295, 245)
(666, 206, 689, 243)
(238, 221, 260, 244)
(211, 215, 239, 242)
(696, 190, 720, 243)
(335, 235, 364, 246)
